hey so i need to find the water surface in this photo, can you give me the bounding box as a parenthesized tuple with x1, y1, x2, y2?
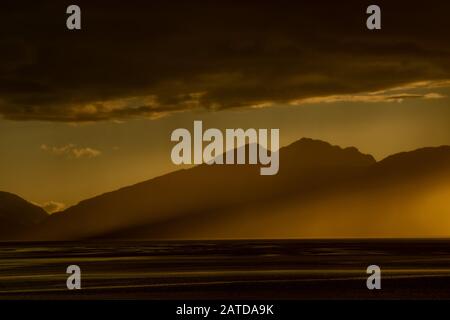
(1, 240, 450, 299)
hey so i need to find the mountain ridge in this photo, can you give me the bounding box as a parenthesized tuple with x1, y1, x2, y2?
(0, 191, 48, 240)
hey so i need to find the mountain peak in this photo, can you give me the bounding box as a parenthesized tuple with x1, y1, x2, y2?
(282, 137, 376, 168)
(0, 191, 48, 239)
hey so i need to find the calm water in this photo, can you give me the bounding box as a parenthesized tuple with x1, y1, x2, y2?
(1, 240, 450, 299)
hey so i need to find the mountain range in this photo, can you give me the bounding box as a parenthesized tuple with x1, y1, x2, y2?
(2, 138, 450, 240)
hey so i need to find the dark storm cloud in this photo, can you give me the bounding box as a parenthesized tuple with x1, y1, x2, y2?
(0, 0, 449, 122)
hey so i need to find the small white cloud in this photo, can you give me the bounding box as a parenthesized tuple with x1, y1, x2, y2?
(71, 147, 101, 158)
(41, 201, 66, 214)
(40, 144, 101, 159)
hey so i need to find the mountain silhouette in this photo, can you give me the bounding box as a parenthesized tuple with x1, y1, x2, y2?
(0, 191, 48, 240)
(6, 138, 450, 240)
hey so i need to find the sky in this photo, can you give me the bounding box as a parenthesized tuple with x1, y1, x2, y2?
(0, 0, 449, 210)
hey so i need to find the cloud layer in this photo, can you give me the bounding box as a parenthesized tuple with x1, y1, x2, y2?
(0, 0, 449, 122)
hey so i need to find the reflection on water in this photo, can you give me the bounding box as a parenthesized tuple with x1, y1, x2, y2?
(1, 240, 450, 299)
